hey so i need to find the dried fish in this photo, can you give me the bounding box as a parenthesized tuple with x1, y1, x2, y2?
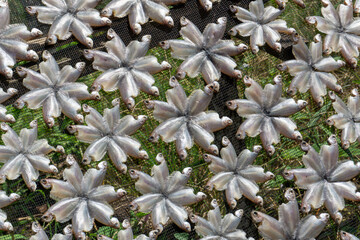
(284, 135, 360, 223)
(275, 0, 305, 9)
(15, 51, 99, 127)
(0, 120, 63, 191)
(0, 0, 42, 78)
(30, 222, 72, 240)
(198, 0, 221, 11)
(68, 100, 148, 174)
(278, 34, 344, 106)
(205, 137, 274, 208)
(26, 0, 111, 48)
(356, 0, 360, 12)
(0, 191, 19, 231)
(160, 17, 247, 84)
(130, 153, 206, 232)
(252, 188, 329, 239)
(98, 219, 158, 240)
(191, 199, 254, 240)
(85, 29, 170, 110)
(101, 0, 183, 34)
(146, 77, 232, 160)
(227, 75, 306, 155)
(327, 90, 360, 149)
(0, 88, 17, 123)
(341, 231, 359, 240)
(306, 0, 360, 67)
(41, 155, 126, 239)
(229, 0, 295, 53)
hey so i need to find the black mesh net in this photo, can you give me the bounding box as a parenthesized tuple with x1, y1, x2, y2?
(0, 0, 359, 239)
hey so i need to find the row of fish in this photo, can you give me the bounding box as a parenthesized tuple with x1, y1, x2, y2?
(28, 196, 360, 239)
(0, 0, 298, 60)
(1, 0, 359, 110)
(26, 0, 304, 39)
(0, 127, 358, 238)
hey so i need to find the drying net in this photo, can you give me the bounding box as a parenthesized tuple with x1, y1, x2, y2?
(0, 0, 359, 239)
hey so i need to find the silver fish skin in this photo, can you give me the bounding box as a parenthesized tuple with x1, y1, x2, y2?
(86, 29, 169, 110)
(306, 0, 360, 67)
(30, 222, 72, 240)
(0, 120, 61, 191)
(147, 77, 231, 159)
(0, 191, 19, 231)
(129, 153, 206, 233)
(283, 135, 360, 223)
(191, 199, 254, 240)
(227, 75, 306, 155)
(356, 0, 360, 12)
(0, 0, 10, 29)
(275, 0, 305, 9)
(41, 155, 126, 239)
(341, 231, 360, 240)
(278, 34, 344, 106)
(205, 137, 273, 208)
(15, 51, 99, 127)
(199, 0, 221, 11)
(252, 188, 329, 240)
(68, 101, 148, 173)
(26, 0, 110, 48)
(229, 0, 295, 54)
(0, 87, 17, 123)
(101, 0, 179, 34)
(97, 219, 158, 240)
(0, 0, 42, 78)
(327, 90, 360, 149)
(160, 17, 246, 84)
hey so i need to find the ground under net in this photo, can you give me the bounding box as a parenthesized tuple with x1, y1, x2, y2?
(0, 0, 359, 239)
